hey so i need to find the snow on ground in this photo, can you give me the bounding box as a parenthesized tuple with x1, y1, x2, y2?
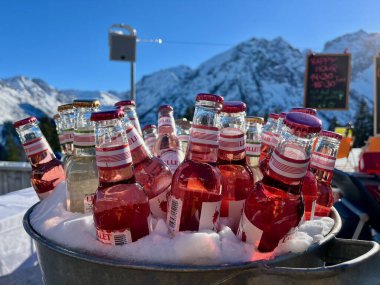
(30, 182, 334, 266)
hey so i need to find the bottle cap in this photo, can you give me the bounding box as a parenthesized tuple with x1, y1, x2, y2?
(268, 113, 279, 120)
(53, 114, 60, 120)
(73, 99, 100, 108)
(57, 103, 73, 112)
(245, 116, 264, 124)
(142, 124, 157, 131)
(13, 116, 37, 128)
(158, 105, 174, 112)
(279, 112, 287, 118)
(196, 93, 224, 104)
(221, 101, 246, 113)
(290, 107, 317, 116)
(320, 130, 342, 141)
(114, 100, 136, 107)
(90, 108, 124, 121)
(284, 112, 322, 134)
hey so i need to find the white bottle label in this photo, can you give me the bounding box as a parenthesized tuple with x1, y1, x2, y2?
(74, 130, 95, 147)
(178, 134, 190, 142)
(96, 228, 132, 246)
(126, 126, 145, 152)
(226, 200, 245, 231)
(167, 196, 183, 233)
(144, 137, 156, 150)
(246, 142, 261, 157)
(261, 130, 273, 146)
(23, 137, 51, 157)
(95, 144, 132, 170)
(199, 201, 221, 231)
(190, 125, 220, 148)
(310, 152, 336, 171)
(268, 148, 310, 181)
(237, 211, 263, 245)
(83, 193, 95, 214)
(160, 150, 183, 173)
(158, 116, 175, 128)
(219, 128, 245, 153)
(149, 187, 170, 219)
(128, 118, 141, 134)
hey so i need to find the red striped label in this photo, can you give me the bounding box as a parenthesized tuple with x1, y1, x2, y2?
(271, 133, 280, 146)
(128, 118, 141, 134)
(261, 131, 273, 146)
(219, 127, 245, 153)
(63, 129, 74, 143)
(189, 125, 219, 148)
(95, 144, 132, 170)
(178, 134, 190, 142)
(23, 137, 51, 157)
(126, 126, 145, 152)
(268, 148, 309, 181)
(74, 130, 95, 147)
(58, 134, 65, 145)
(310, 152, 336, 171)
(246, 142, 261, 156)
(158, 116, 175, 128)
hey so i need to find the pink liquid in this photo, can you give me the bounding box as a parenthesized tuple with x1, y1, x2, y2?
(301, 170, 318, 220)
(315, 181, 334, 217)
(259, 143, 271, 163)
(170, 160, 222, 231)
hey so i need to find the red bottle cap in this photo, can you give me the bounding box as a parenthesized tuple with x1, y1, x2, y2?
(290, 107, 317, 116)
(284, 112, 322, 134)
(196, 93, 224, 104)
(142, 124, 157, 131)
(279, 112, 287, 118)
(221, 101, 246, 113)
(114, 100, 136, 107)
(268, 113, 279, 120)
(320, 130, 342, 141)
(13, 116, 37, 128)
(158, 105, 174, 112)
(90, 108, 124, 121)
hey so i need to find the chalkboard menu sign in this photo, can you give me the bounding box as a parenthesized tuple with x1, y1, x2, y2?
(375, 56, 380, 135)
(304, 53, 351, 110)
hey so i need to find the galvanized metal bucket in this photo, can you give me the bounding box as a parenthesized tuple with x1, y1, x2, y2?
(23, 205, 380, 284)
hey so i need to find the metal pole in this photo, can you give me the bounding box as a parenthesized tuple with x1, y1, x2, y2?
(130, 61, 135, 102)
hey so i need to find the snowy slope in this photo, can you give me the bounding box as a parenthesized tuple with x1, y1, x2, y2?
(0, 30, 379, 128)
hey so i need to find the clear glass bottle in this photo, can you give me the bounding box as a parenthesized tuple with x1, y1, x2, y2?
(259, 113, 279, 173)
(114, 100, 142, 135)
(304, 131, 342, 218)
(217, 101, 254, 233)
(91, 108, 149, 245)
(121, 116, 172, 220)
(66, 99, 100, 213)
(238, 112, 322, 252)
(142, 124, 158, 154)
(14, 117, 65, 200)
(167, 94, 223, 234)
(176, 118, 192, 154)
(245, 116, 264, 182)
(57, 103, 75, 170)
(53, 113, 66, 155)
(154, 105, 184, 173)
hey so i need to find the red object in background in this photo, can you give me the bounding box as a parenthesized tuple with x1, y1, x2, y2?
(358, 152, 380, 174)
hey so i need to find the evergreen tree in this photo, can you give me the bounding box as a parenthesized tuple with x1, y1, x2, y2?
(1, 121, 25, 161)
(353, 98, 373, 147)
(39, 116, 60, 153)
(328, 116, 339, 132)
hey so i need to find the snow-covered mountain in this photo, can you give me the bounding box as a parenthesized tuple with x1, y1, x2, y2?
(1, 30, 379, 128)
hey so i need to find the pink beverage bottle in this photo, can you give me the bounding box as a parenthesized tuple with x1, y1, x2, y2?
(14, 117, 65, 200)
(176, 118, 192, 154)
(66, 99, 100, 213)
(259, 113, 279, 173)
(57, 104, 75, 170)
(91, 108, 149, 245)
(118, 112, 173, 220)
(167, 94, 224, 233)
(217, 101, 254, 233)
(53, 113, 66, 155)
(238, 112, 322, 252)
(114, 100, 142, 135)
(289, 107, 317, 116)
(154, 105, 184, 174)
(245, 116, 265, 183)
(142, 124, 158, 154)
(308, 131, 342, 218)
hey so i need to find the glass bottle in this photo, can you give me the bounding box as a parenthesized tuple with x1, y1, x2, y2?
(217, 101, 254, 233)
(14, 117, 65, 200)
(167, 93, 224, 234)
(114, 100, 142, 135)
(245, 116, 264, 182)
(154, 105, 184, 174)
(238, 112, 322, 252)
(57, 103, 75, 169)
(91, 108, 149, 245)
(259, 113, 279, 173)
(121, 117, 172, 220)
(176, 118, 192, 154)
(53, 113, 66, 155)
(142, 124, 158, 154)
(66, 99, 100, 213)
(306, 131, 342, 218)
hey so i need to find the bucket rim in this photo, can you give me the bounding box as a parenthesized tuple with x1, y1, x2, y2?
(23, 203, 342, 272)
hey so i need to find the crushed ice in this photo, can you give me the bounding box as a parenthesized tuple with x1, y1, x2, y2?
(30, 182, 335, 265)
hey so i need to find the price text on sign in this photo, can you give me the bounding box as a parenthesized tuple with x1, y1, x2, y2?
(304, 53, 351, 110)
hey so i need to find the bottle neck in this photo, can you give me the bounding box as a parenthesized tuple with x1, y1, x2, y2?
(125, 108, 142, 135)
(158, 111, 176, 135)
(246, 123, 262, 166)
(126, 125, 152, 164)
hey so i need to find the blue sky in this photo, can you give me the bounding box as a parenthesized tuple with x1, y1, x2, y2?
(0, 0, 379, 91)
